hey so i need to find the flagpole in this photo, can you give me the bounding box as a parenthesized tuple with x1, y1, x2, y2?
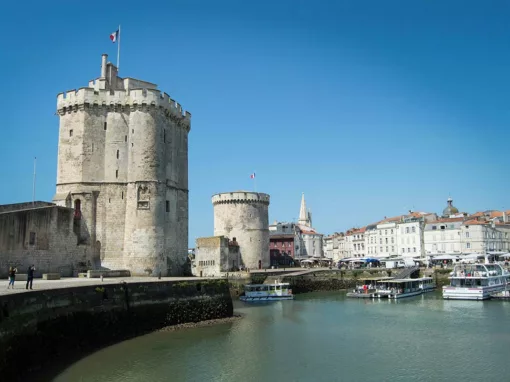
(254, 171, 257, 192)
(117, 25, 121, 70)
(32, 157, 37, 206)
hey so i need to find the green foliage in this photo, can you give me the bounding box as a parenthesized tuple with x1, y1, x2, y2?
(386, 270, 392, 277)
(369, 270, 379, 275)
(435, 269, 452, 275)
(95, 287, 105, 293)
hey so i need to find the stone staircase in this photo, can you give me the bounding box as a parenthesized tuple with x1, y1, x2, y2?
(394, 266, 420, 279)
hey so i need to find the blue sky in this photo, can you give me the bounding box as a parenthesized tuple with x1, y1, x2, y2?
(0, 0, 509, 242)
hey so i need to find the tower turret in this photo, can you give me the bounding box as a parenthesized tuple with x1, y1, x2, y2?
(55, 54, 191, 276)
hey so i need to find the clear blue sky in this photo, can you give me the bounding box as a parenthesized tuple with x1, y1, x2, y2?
(1, 0, 509, 242)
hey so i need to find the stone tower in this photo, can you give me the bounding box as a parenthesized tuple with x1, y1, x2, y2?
(298, 193, 312, 227)
(55, 54, 191, 276)
(212, 191, 270, 270)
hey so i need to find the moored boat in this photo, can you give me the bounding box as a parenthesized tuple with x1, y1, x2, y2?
(442, 263, 509, 301)
(346, 277, 393, 298)
(240, 282, 294, 302)
(376, 278, 435, 299)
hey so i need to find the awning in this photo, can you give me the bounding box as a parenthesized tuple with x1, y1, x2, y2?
(432, 254, 460, 261)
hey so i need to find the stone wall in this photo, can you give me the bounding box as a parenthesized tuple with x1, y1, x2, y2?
(0, 206, 91, 278)
(0, 279, 232, 380)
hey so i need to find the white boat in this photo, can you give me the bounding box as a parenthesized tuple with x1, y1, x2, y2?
(346, 277, 393, 299)
(240, 282, 294, 302)
(376, 277, 436, 299)
(442, 263, 509, 300)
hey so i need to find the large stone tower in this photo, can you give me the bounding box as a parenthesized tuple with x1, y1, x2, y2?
(55, 54, 191, 276)
(212, 191, 270, 270)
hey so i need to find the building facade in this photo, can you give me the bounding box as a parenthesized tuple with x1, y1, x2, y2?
(55, 54, 191, 276)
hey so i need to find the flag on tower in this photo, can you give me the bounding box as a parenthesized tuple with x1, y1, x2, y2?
(110, 29, 119, 43)
(250, 173, 256, 179)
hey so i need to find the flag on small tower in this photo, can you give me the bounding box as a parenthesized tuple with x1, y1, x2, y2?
(250, 173, 256, 179)
(110, 29, 119, 43)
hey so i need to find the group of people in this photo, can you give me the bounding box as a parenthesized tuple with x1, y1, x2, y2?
(6, 265, 36, 290)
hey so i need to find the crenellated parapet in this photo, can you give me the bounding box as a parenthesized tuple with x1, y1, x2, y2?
(212, 192, 270, 206)
(57, 87, 191, 130)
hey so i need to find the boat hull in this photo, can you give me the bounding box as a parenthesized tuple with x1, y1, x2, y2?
(443, 285, 505, 301)
(240, 295, 294, 302)
(377, 290, 423, 299)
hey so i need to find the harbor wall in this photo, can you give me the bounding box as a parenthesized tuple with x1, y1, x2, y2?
(0, 279, 232, 380)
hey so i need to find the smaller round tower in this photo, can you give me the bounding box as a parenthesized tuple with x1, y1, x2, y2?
(212, 191, 270, 270)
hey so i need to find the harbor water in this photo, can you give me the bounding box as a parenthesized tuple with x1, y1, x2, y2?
(53, 291, 510, 382)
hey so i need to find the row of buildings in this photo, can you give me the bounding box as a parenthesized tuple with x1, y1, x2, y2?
(324, 198, 510, 261)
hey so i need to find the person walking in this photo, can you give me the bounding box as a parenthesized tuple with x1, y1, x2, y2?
(7, 266, 17, 289)
(26, 265, 35, 290)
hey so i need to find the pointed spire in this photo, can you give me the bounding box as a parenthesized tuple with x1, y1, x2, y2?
(298, 193, 310, 227)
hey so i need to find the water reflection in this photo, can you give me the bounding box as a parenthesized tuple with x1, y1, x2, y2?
(53, 291, 510, 382)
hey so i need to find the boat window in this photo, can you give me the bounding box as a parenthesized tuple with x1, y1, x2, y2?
(276, 285, 281, 290)
(270, 286, 276, 291)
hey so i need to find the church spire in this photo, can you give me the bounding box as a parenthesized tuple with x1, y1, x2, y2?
(298, 193, 310, 227)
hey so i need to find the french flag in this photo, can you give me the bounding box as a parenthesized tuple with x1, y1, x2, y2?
(250, 173, 256, 179)
(110, 29, 119, 43)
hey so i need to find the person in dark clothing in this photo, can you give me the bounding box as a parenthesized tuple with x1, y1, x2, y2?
(26, 265, 35, 290)
(7, 267, 17, 289)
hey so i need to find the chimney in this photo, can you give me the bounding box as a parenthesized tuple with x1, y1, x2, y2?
(504, 211, 507, 223)
(101, 54, 108, 78)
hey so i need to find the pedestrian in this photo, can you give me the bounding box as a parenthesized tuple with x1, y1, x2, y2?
(7, 266, 17, 289)
(26, 265, 35, 290)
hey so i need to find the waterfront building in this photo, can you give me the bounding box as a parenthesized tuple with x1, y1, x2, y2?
(323, 235, 333, 258)
(397, 212, 437, 258)
(269, 221, 298, 266)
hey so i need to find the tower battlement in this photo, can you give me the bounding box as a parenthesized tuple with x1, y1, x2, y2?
(57, 87, 191, 129)
(212, 192, 270, 206)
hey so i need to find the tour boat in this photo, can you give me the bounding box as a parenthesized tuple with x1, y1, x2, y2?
(418, 277, 436, 293)
(240, 282, 294, 302)
(443, 263, 509, 300)
(375, 278, 435, 299)
(346, 277, 393, 299)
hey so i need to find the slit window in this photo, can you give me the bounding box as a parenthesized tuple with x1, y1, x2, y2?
(29, 232, 36, 246)
(104, 122, 107, 131)
(69, 129, 73, 137)
(166, 200, 170, 212)
(121, 192, 124, 199)
(116, 150, 119, 159)
(115, 169, 118, 178)
(125, 135, 127, 142)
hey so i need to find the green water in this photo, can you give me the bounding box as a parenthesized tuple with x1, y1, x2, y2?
(53, 292, 510, 382)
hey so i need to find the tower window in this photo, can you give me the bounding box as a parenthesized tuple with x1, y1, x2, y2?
(69, 129, 73, 137)
(116, 150, 119, 159)
(29, 232, 36, 246)
(125, 135, 127, 142)
(104, 122, 107, 131)
(132, 129, 134, 134)
(115, 169, 118, 178)
(121, 192, 124, 199)
(166, 200, 170, 212)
